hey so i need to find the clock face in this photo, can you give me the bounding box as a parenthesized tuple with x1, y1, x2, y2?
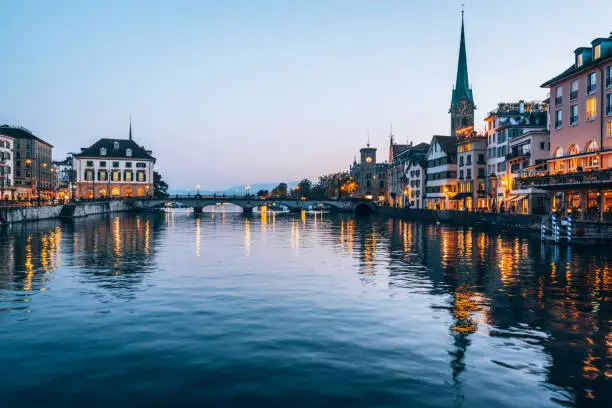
(365, 157, 373, 163)
(456, 98, 472, 116)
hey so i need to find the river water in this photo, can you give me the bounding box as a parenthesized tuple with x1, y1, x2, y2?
(0, 210, 610, 407)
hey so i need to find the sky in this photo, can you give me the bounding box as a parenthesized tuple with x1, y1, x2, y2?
(1, 0, 611, 190)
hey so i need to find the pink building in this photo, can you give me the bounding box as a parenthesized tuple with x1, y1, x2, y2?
(520, 33, 612, 220)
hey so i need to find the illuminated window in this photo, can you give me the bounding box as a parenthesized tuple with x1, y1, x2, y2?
(608, 121, 612, 137)
(586, 97, 597, 120)
(585, 141, 598, 152)
(112, 170, 121, 181)
(553, 147, 564, 158)
(577, 53, 583, 67)
(568, 144, 580, 155)
(594, 44, 601, 59)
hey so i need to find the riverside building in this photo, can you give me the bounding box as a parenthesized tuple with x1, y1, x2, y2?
(0, 133, 14, 199)
(74, 125, 155, 199)
(350, 143, 388, 201)
(519, 32, 612, 220)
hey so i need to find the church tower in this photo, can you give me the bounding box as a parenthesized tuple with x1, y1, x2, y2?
(449, 11, 475, 137)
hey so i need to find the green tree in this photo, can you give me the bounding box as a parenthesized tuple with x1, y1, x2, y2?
(293, 178, 312, 198)
(309, 183, 327, 200)
(154, 172, 169, 198)
(256, 189, 269, 198)
(270, 182, 288, 198)
(317, 171, 353, 198)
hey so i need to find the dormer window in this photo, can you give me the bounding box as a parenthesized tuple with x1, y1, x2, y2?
(113, 141, 119, 149)
(577, 53, 584, 67)
(594, 44, 601, 59)
(126, 148, 132, 157)
(100, 147, 107, 156)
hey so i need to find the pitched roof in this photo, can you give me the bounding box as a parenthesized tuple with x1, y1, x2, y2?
(431, 135, 457, 155)
(392, 144, 411, 157)
(412, 142, 430, 150)
(75, 138, 155, 161)
(450, 14, 474, 109)
(0, 124, 53, 147)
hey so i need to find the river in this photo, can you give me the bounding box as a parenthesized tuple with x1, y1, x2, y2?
(0, 210, 610, 407)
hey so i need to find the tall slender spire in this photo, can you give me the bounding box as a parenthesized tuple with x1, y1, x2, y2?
(129, 116, 133, 141)
(450, 9, 474, 109)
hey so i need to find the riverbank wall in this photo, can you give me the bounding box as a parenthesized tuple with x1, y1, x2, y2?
(0, 201, 137, 224)
(376, 207, 545, 231)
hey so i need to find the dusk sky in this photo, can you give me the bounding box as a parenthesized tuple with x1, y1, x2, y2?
(1, 0, 611, 190)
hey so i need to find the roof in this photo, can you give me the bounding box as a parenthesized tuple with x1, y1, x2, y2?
(0, 124, 53, 147)
(431, 135, 457, 155)
(392, 144, 410, 157)
(450, 14, 474, 109)
(412, 142, 430, 150)
(541, 38, 612, 87)
(75, 138, 155, 161)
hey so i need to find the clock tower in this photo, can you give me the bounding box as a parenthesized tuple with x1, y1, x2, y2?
(449, 11, 475, 137)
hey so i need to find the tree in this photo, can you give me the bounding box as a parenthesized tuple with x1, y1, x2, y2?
(309, 183, 327, 200)
(316, 171, 355, 198)
(153, 172, 169, 198)
(270, 182, 288, 198)
(256, 189, 269, 199)
(292, 178, 312, 198)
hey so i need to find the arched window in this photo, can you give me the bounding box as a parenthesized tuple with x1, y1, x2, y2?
(567, 144, 580, 156)
(553, 146, 564, 158)
(585, 140, 598, 152)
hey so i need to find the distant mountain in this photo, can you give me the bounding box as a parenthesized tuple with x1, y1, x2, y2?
(168, 181, 298, 196)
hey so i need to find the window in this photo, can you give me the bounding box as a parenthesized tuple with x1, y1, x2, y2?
(112, 161, 119, 168)
(586, 97, 597, 120)
(100, 147, 107, 156)
(585, 141, 598, 152)
(477, 154, 485, 164)
(86, 161, 94, 167)
(459, 170, 464, 180)
(137, 171, 146, 182)
(478, 168, 485, 178)
(113, 141, 120, 149)
(459, 156, 464, 166)
(85, 170, 94, 181)
(555, 86, 563, 105)
(594, 44, 601, 59)
(540, 141, 545, 150)
(607, 65, 612, 88)
(570, 80, 579, 100)
(607, 93, 612, 115)
(112, 170, 121, 181)
(570, 104, 578, 125)
(126, 148, 132, 157)
(608, 121, 612, 138)
(587, 72, 597, 94)
(555, 110, 562, 128)
(124, 170, 133, 182)
(466, 168, 472, 180)
(125, 162, 132, 168)
(136, 162, 147, 168)
(16, 142, 20, 149)
(467, 155, 471, 165)
(99, 161, 106, 167)
(97, 170, 108, 181)
(577, 53, 583, 67)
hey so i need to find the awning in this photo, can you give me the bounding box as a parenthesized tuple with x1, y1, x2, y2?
(505, 195, 518, 202)
(514, 194, 528, 201)
(450, 192, 472, 201)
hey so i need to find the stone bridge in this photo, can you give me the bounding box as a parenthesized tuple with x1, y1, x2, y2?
(136, 196, 376, 214)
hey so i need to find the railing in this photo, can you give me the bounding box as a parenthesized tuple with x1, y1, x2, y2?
(518, 168, 612, 187)
(506, 151, 530, 160)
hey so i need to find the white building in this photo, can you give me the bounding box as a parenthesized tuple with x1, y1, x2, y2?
(404, 157, 427, 209)
(74, 137, 155, 199)
(425, 135, 458, 210)
(455, 135, 488, 210)
(0, 133, 14, 199)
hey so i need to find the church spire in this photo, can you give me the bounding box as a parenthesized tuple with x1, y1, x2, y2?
(129, 116, 133, 141)
(450, 10, 474, 110)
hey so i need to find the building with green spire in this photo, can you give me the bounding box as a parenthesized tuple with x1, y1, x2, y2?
(449, 11, 475, 137)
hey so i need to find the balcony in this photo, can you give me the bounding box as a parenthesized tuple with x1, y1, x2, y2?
(506, 150, 530, 161)
(517, 168, 612, 189)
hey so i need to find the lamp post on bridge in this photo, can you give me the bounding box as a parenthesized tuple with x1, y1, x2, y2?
(196, 184, 200, 197)
(245, 185, 250, 197)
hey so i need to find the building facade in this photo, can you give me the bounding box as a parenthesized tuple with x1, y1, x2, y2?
(509, 130, 550, 214)
(425, 136, 458, 210)
(484, 101, 548, 211)
(0, 133, 14, 199)
(74, 137, 155, 199)
(54, 154, 76, 201)
(404, 155, 427, 209)
(350, 144, 387, 201)
(519, 33, 612, 220)
(0, 125, 55, 200)
(455, 135, 487, 210)
(387, 137, 429, 207)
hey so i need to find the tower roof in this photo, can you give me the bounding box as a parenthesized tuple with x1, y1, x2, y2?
(450, 12, 474, 109)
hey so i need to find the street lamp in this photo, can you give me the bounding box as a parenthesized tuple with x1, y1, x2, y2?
(196, 184, 200, 196)
(245, 185, 250, 197)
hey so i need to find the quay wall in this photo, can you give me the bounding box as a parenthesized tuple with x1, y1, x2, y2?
(376, 207, 545, 231)
(0, 201, 137, 224)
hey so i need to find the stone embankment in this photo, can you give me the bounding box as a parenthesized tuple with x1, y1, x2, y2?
(0, 200, 138, 224)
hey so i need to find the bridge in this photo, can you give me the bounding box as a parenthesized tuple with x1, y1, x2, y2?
(136, 195, 376, 214)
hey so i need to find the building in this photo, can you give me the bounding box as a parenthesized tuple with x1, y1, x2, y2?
(0, 125, 55, 200)
(350, 143, 388, 201)
(387, 135, 429, 207)
(454, 134, 487, 210)
(425, 135, 458, 210)
(449, 11, 475, 138)
(74, 126, 155, 199)
(484, 101, 548, 211)
(519, 33, 612, 220)
(509, 130, 550, 214)
(53, 154, 76, 201)
(0, 133, 14, 200)
(404, 151, 428, 209)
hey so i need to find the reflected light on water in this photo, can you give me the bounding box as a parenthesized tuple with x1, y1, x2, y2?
(195, 217, 201, 257)
(244, 218, 250, 256)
